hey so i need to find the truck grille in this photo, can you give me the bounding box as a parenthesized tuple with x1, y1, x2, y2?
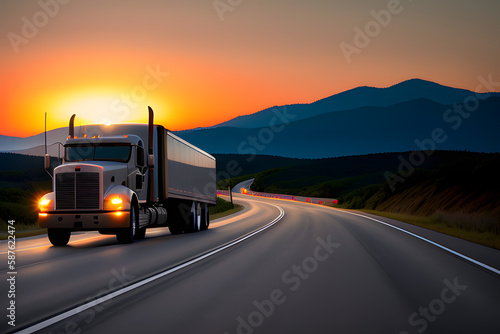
(56, 172, 100, 210)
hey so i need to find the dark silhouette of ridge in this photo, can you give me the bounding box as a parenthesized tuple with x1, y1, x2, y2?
(208, 78, 498, 130)
(177, 97, 500, 158)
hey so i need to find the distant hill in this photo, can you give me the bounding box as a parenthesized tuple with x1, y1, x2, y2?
(216, 151, 472, 190)
(179, 97, 500, 158)
(212, 154, 300, 181)
(0, 153, 55, 191)
(0, 127, 69, 153)
(0, 153, 48, 172)
(195, 79, 500, 129)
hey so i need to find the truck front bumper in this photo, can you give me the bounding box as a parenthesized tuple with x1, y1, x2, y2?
(39, 211, 130, 230)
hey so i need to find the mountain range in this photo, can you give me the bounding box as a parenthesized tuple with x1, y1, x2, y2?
(1, 79, 499, 158)
(196, 78, 499, 129)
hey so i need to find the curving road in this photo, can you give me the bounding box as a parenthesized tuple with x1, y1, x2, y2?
(2, 194, 500, 334)
(232, 179, 254, 193)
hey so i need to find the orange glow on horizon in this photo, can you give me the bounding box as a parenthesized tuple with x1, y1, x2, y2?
(1, 78, 338, 137)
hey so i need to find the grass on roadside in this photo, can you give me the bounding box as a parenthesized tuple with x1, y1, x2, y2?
(0, 229, 47, 240)
(210, 204, 244, 220)
(210, 196, 243, 220)
(359, 210, 500, 250)
(0, 218, 46, 240)
(0, 219, 40, 231)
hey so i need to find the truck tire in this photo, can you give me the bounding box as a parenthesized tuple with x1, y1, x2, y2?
(116, 203, 138, 244)
(135, 227, 146, 240)
(168, 206, 185, 234)
(169, 224, 184, 235)
(48, 229, 71, 246)
(200, 203, 209, 231)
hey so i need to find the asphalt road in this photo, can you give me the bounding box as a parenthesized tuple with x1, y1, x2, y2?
(2, 194, 500, 334)
(232, 179, 254, 193)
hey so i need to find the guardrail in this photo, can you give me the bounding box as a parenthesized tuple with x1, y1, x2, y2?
(217, 189, 338, 206)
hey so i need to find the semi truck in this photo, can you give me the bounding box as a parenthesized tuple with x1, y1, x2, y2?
(38, 107, 216, 246)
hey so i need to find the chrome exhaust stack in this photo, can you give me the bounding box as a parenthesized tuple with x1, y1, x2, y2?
(147, 106, 155, 203)
(68, 114, 76, 139)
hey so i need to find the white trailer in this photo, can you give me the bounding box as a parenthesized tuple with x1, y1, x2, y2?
(39, 107, 216, 246)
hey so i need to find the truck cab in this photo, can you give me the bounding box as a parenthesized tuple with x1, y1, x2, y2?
(39, 135, 147, 245)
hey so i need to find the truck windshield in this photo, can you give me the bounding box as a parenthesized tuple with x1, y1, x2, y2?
(65, 144, 131, 162)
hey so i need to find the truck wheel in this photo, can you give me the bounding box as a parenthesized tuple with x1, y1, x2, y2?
(200, 203, 209, 231)
(187, 202, 199, 233)
(116, 203, 137, 244)
(48, 229, 71, 246)
(196, 202, 202, 232)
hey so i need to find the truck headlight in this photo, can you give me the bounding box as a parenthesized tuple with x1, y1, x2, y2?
(111, 197, 123, 205)
(104, 195, 127, 211)
(38, 195, 53, 212)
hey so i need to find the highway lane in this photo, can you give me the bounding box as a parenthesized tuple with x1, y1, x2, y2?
(0, 196, 282, 333)
(11, 193, 499, 334)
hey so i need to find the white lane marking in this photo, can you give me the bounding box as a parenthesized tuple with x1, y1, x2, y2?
(210, 201, 255, 227)
(339, 210, 500, 276)
(0, 235, 114, 255)
(16, 203, 285, 334)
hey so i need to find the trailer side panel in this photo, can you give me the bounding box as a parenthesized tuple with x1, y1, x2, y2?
(158, 129, 216, 204)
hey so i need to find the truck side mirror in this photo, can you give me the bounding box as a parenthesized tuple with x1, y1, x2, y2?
(44, 154, 51, 170)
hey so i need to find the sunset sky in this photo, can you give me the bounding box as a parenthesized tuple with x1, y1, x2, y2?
(1, 0, 499, 137)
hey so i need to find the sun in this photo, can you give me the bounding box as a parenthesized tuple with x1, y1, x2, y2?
(58, 95, 117, 124)
(51, 89, 166, 127)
